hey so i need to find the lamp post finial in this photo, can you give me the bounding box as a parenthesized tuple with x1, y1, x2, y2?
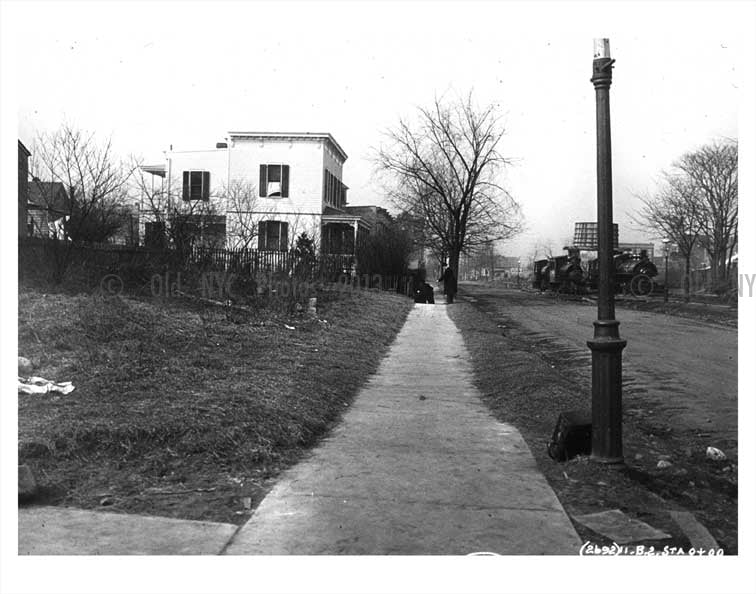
(593, 38, 611, 59)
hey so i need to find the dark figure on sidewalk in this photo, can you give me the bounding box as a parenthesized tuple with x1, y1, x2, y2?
(439, 266, 457, 304)
(412, 278, 435, 304)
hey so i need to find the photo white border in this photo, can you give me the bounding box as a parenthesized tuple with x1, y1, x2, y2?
(2, 2, 754, 593)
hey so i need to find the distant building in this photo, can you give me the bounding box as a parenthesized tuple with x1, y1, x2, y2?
(18, 140, 31, 238)
(494, 255, 521, 275)
(667, 236, 709, 267)
(321, 204, 395, 256)
(27, 180, 70, 239)
(342, 205, 393, 233)
(617, 242, 654, 258)
(459, 253, 524, 281)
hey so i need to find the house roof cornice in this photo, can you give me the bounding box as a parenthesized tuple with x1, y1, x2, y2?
(227, 131, 348, 162)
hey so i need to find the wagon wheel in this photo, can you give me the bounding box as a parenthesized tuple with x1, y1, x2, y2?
(630, 274, 654, 297)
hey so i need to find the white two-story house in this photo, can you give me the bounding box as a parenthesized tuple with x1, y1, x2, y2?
(138, 131, 378, 254)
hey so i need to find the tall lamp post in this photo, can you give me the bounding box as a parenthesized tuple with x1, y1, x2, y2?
(587, 39, 626, 466)
(662, 239, 671, 303)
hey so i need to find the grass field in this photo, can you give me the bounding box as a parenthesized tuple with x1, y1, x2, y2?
(18, 286, 413, 524)
(447, 298, 738, 554)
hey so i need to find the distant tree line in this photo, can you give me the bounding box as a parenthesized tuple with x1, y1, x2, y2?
(636, 139, 737, 298)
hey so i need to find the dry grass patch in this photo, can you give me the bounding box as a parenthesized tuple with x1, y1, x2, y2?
(18, 287, 412, 524)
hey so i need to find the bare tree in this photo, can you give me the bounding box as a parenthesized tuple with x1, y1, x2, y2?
(223, 179, 260, 249)
(525, 239, 555, 267)
(31, 125, 136, 244)
(220, 180, 320, 253)
(374, 92, 522, 276)
(282, 212, 320, 252)
(635, 174, 704, 301)
(676, 140, 738, 291)
(464, 240, 497, 280)
(133, 165, 222, 256)
(29, 125, 136, 281)
(533, 239, 557, 260)
(636, 139, 738, 295)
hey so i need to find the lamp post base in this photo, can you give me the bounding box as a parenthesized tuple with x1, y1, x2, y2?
(590, 454, 626, 466)
(587, 320, 627, 466)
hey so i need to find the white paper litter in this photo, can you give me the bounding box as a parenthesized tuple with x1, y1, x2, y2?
(18, 376, 75, 396)
(705, 446, 727, 461)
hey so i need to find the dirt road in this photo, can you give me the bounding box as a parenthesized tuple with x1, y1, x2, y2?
(460, 284, 737, 446)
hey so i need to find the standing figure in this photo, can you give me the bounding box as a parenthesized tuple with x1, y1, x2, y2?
(439, 266, 457, 304)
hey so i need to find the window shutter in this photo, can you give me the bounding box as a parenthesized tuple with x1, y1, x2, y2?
(323, 169, 328, 204)
(182, 171, 190, 201)
(202, 171, 210, 200)
(281, 165, 289, 198)
(258, 221, 266, 250)
(259, 165, 267, 197)
(280, 222, 289, 251)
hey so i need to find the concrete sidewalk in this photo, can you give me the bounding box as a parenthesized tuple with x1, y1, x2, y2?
(224, 304, 581, 554)
(18, 303, 580, 555)
(18, 506, 237, 555)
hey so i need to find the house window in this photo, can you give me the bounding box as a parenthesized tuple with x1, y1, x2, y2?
(259, 164, 290, 198)
(182, 171, 210, 200)
(324, 169, 346, 209)
(258, 220, 289, 251)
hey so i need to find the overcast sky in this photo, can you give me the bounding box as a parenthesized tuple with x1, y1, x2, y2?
(6, 0, 752, 261)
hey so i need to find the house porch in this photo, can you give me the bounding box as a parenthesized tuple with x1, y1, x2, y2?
(321, 215, 370, 256)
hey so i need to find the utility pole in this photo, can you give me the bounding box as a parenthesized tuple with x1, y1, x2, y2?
(587, 38, 626, 465)
(663, 238, 671, 302)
